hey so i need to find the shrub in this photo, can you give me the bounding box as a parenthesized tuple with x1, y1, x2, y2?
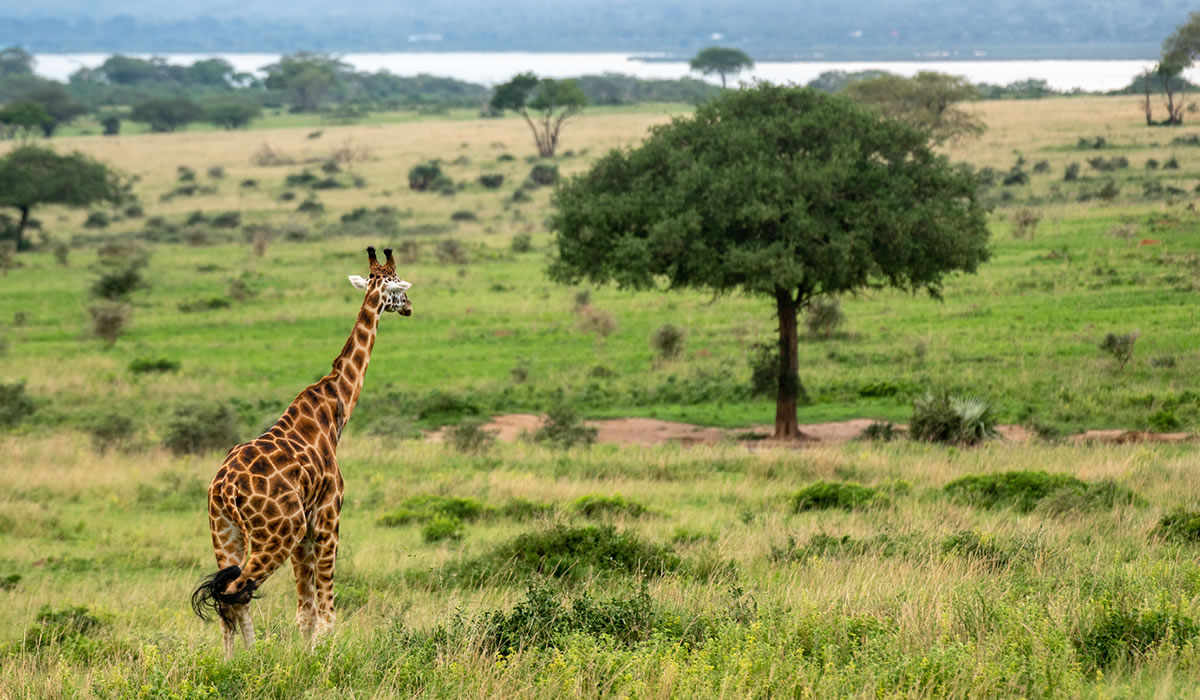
(89, 414, 135, 453)
(1011, 208, 1041, 239)
(91, 242, 149, 300)
(240, 179, 258, 188)
(790, 481, 885, 512)
(909, 390, 997, 446)
(23, 605, 105, 651)
(1001, 166, 1029, 186)
(471, 583, 657, 653)
(1146, 158, 1160, 170)
(1099, 331, 1139, 371)
(444, 419, 497, 453)
(0, 381, 34, 428)
(162, 401, 240, 455)
(430, 525, 679, 587)
(1153, 508, 1200, 542)
(770, 532, 920, 562)
(479, 173, 505, 189)
(500, 498, 555, 520)
(511, 187, 532, 203)
(576, 307, 617, 338)
(397, 240, 420, 264)
(128, 357, 180, 374)
(408, 161, 444, 191)
(435, 239, 469, 265)
(511, 233, 533, 252)
(297, 197, 324, 215)
(1164, 156, 1180, 170)
(1075, 599, 1199, 671)
(534, 402, 598, 449)
(1151, 355, 1176, 369)
(415, 390, 480, 424)
(573, 494, 649, 519)
(285, 170, 318, 187)
(83, 211, 110, 229)
(1032, 160, 1050, 173)
(943, 470, 1138, 513)
(1097, 180, 1121, 201)
(422, 516, 465, 543)
(528, 164, 559, 186)
(100, 115, 120, 135)
(650, 323, 686, 360)
(1148, 409, 1181, 432)
(860, 421, 897, 441)
(211, 211, 241, 228)
(804, 297, 844, 338)
(124, 205, 144, 218)
(88, 302, 131, 346)
(497, 153, 516, 162)
(1063, 162, 1081, 181)
(379, 494, 489, 527)
(178, 297, 232, 313)
(450, 210, 477, 222)
(940, 529, 1043, 569)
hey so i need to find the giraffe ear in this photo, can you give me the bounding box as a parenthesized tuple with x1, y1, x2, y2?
(386, 280, 412, 292)
(347, 275, 368, 290)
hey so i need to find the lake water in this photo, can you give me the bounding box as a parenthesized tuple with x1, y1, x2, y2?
(31, 52, 1200, 92)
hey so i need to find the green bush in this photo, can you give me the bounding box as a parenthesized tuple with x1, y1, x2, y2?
(83, 211, 110, 229)
(943, 470, 1138, 513)
(909, 390, 997, 446)
(211, 211, 241, 228)
(805, 297, 844, 338)
(478, 173, 505, 189)
(471, 582, 657, 653)
(1153, 508, 1200, 542)
(408, 161, 445, 191)
(499, 498, 555, 521)
(88, 414, 135, 454)
(1099, 331, 1139, 371)
(415, 390, 480, 424)
(443, 419, 496, 453)
(0, 381, 34, 428)
(650, 323, 686, 360)
(450, 210, 477, 222)
(790, 481, 885, 512)
(511, 233, 533, 253)
(940, 529, 1043, 568)
(1075, 599, 1199, 670)
(533, 402, 597, 449)
(162, 401, 241, 455)
(770, 532, 919, 562)
(860, 421, 897, 441)
(379, 494, 488, 527)
(422, 516, 465, 543)
(528, 163, 559, 186)
(23, 605, 105, 651)
(88, 302, 131, 347)
(128, 357, 180, 374)
(572, 494, 649, 519)
(426, 525, 680, 587)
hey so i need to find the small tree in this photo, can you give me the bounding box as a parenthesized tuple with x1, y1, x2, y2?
(0, 146, 122, 251)
(843, 72, 985, 145)
(20, 85, 86, 136)
(130, 97, 203, 132)
(549, 85, 990, 439)
(0, 101, 51, 141)
(689, 47, 754, 88)
(203, 96, 263, 129)
(490, 73, 587, 157)
(261, 52, 348, 112)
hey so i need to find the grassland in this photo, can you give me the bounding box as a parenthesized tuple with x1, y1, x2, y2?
(4, 95, 1200, 697)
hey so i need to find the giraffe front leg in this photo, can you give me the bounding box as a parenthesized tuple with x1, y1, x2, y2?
(291, 533, 318, 640)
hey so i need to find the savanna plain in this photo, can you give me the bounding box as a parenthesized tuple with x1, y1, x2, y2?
(7, 96, 1200, 697)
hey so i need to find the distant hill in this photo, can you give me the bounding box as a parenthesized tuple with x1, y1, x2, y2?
(0, 0, 1189, 57)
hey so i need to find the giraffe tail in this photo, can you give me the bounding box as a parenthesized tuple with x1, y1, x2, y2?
(191, 565, 260, 623)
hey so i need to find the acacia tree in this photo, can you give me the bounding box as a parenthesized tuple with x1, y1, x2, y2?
(490, 72, 587, 157)
(689, 47, 754, 88)
(843, 72, 985, 144)
(0, 146, 123, 250)
(130, 97, 203, 132)
(262, 52, 349, 112)
(549, 84, 990, 439)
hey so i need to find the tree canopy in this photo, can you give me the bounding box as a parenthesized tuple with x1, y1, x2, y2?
(203, 95, 263, 129)
(688, 47, 754, 88)
(130, 97, 203, 132)
(0, 146, 123, 250)
(1163, 11, 1200, 69)
(549, 84, 990, 438)
(842, 72, 985, 144)
(262, 52, 350, 112)
(490, 72, 587, 157)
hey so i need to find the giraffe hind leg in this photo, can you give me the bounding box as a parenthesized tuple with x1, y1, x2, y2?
(291, 533, 318, 640)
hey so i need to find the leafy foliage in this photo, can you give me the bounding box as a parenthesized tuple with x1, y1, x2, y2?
(443, 419, 497, 453)
(162, 401, 241, 455)
(944, 470, 1139, 513)
(490, 73, 587, 157)
(843, 72, 986, 144)
(378, 494, 489, 527)
(572, 494, 650, 519)
(649, 323, 686, 360)
(688, 47, 754, 88)
(1153, 508, 1200, 542)
(130, 97, 203, 132)
(1099, 331, 1140, 371)
(790, 481, 886, 512)
(533, 402, 598, 449)
(909, 390, 998, 446)
(0, 380, 34, 428)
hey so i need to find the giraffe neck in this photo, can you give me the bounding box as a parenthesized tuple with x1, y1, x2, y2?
(320, 286, 384, 434)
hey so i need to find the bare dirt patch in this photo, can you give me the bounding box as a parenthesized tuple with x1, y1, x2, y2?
(427, 414, 1192, 448)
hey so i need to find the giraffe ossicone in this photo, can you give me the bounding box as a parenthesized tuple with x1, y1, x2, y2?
(191, 245, 412, 656)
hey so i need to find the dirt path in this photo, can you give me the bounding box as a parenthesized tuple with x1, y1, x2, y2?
(427, 414, 1191, 447)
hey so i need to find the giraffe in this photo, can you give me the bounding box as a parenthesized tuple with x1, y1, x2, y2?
(191, 246, 412, 656)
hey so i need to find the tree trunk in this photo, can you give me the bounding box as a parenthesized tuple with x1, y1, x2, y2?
(1163, 73, 1178, 125)
(1144, 72, 1154, 126)
(774, 288, 801, 439)
(14, 205, 28, 251)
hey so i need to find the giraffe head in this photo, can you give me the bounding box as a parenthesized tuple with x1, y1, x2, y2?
(348, 246, 413, 316)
